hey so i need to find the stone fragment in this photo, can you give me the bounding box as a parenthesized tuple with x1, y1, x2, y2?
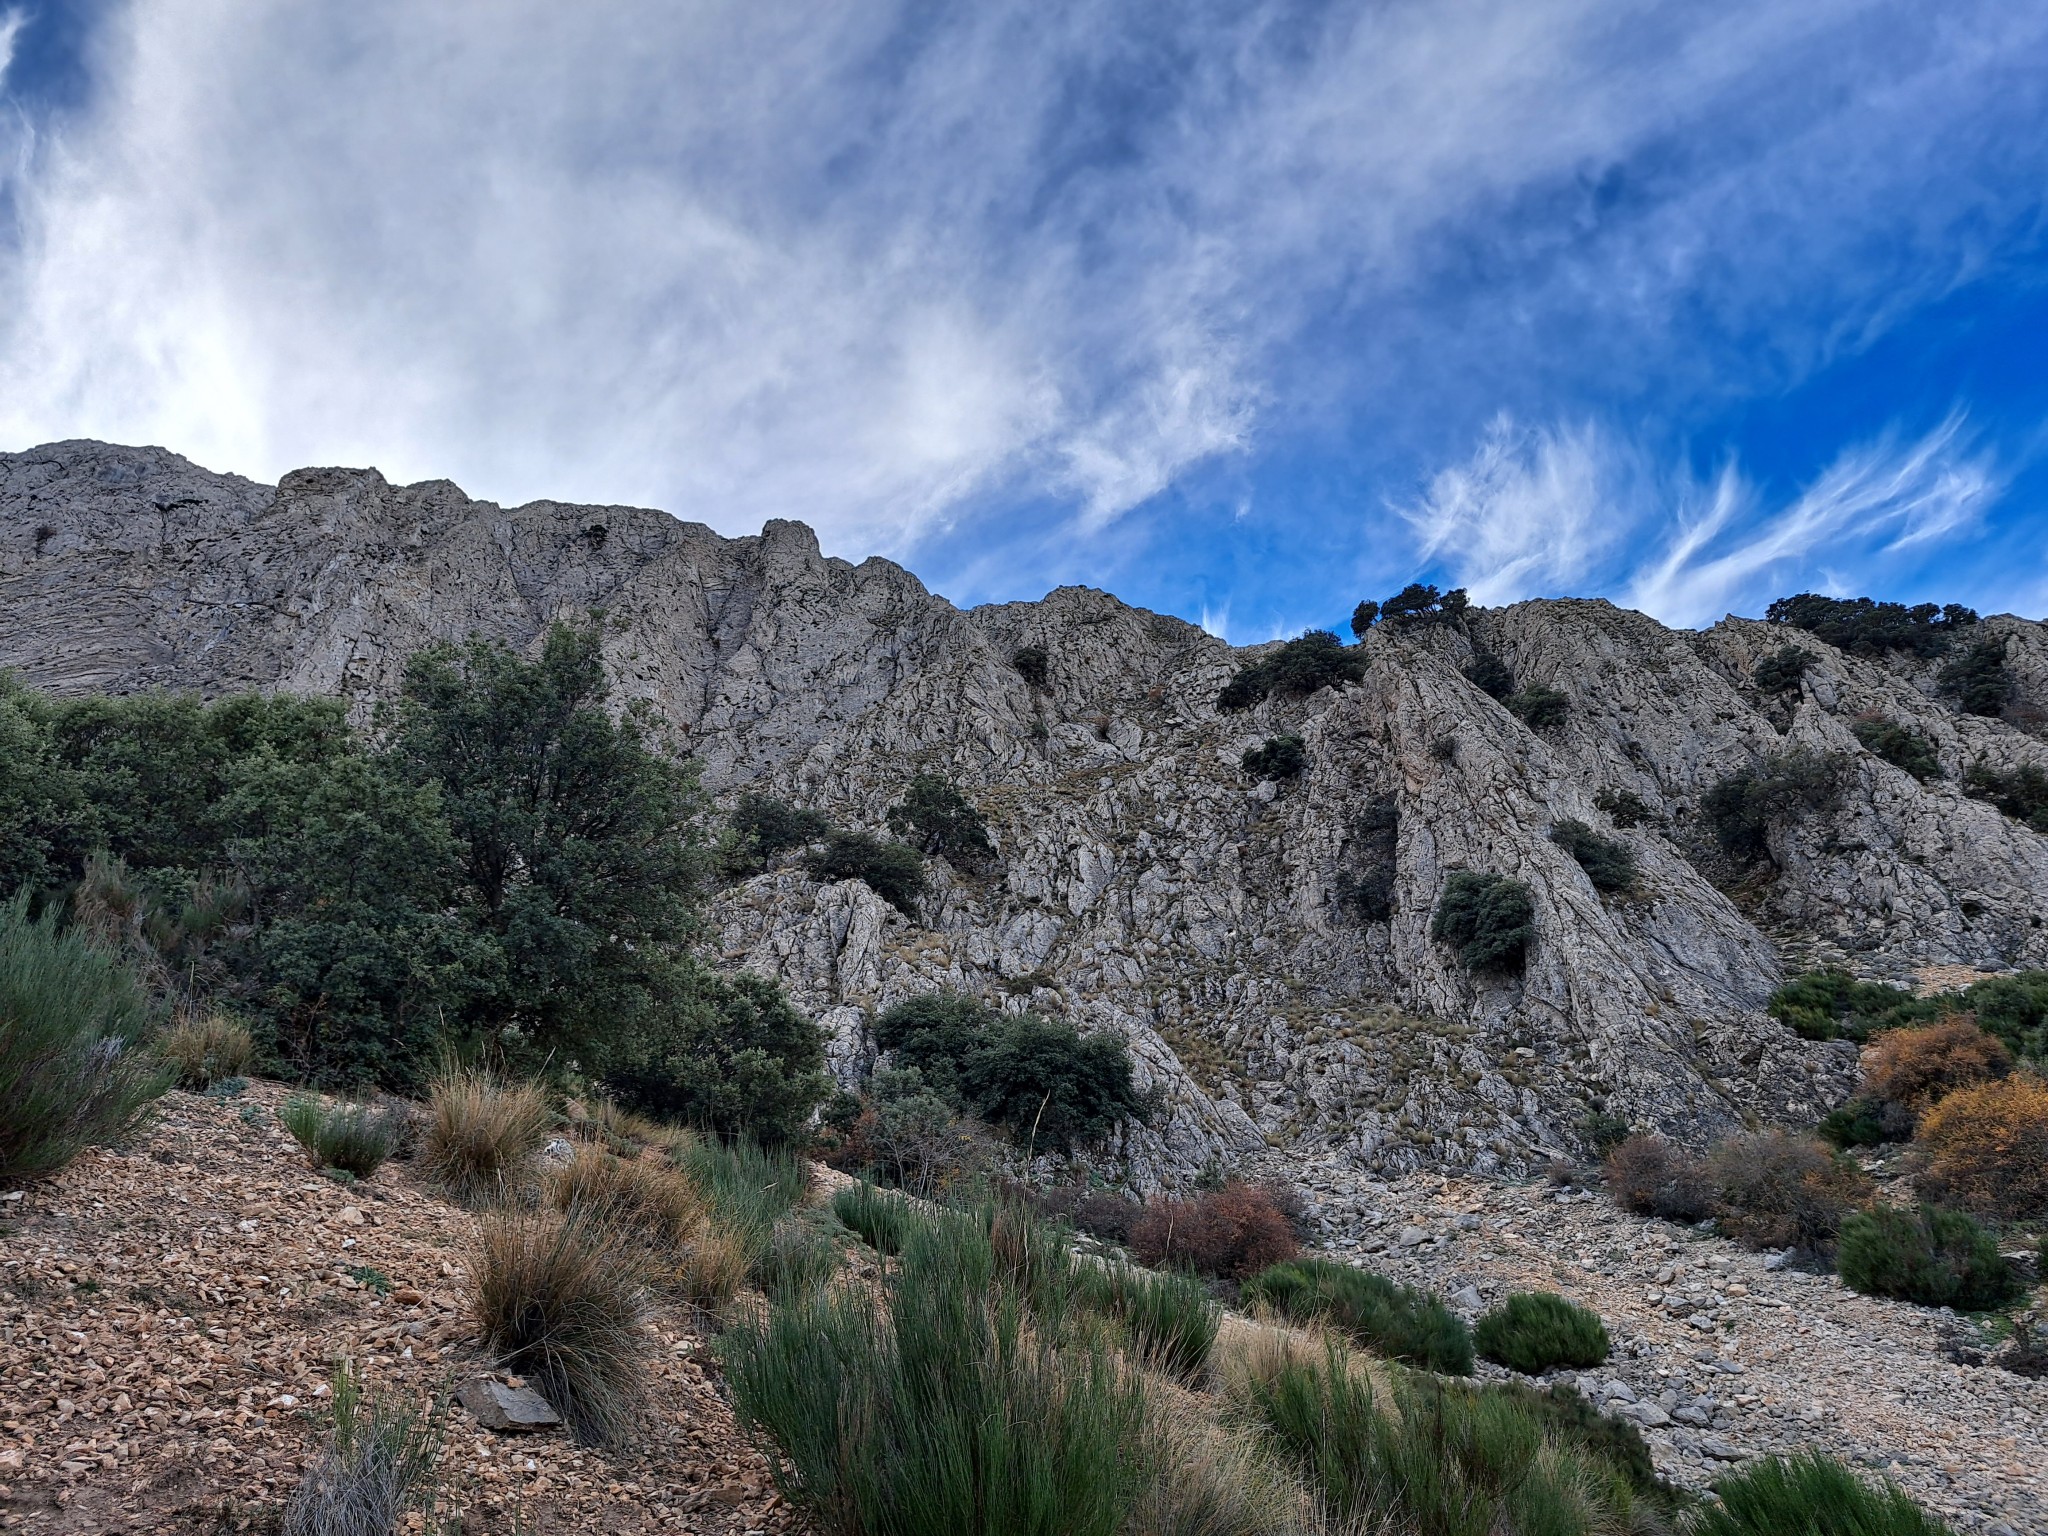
(457, 1378, 561, 1432)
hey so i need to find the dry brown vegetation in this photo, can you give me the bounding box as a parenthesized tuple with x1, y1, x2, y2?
(417, 1068, 553, 1205)
(1129, 1180, 1299, 1280)
(1861, 1018, 2011, 1113)
(1917, 1073, 2048, 1219)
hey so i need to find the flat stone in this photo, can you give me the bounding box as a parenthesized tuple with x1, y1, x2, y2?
(1448, 1284, 1483, 1311)
(1397, 1225, 1429, 1247)
(457, 1378, 561, 1431)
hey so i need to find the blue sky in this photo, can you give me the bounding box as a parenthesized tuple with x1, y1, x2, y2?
(1, 1, 2043, 640)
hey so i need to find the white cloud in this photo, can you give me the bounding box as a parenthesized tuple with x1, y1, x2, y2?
(0, 1, 2040, 576)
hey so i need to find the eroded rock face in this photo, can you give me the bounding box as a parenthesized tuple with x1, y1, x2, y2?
(7, 441, 2046, 1186)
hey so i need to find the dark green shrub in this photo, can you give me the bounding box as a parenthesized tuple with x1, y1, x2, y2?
(1430, 872, 1535, 973)
(1753, 645, 1813, 694)
(1959, 970, 2048, 1060)
(1350, 601, 1380, 638)
(1852, 718, 1942, 782)
(1837, 1204, 2018, 1310)
(1818, 1097, 1912, 1148)
(0, 896, 168, 1184)
(1335, 796, 1399, 922)
(1507, 685, 1570, 733)
(1701, 749, 1847, 861)
(888, 774, 995, 867)
(1604, 1134, 1710, 1222)
(280, 1095, 406, 1177)
(1242, 735, 1308, 780)
(1217, 631, 1365, 710)
(1551, 820, 1637, 893)
(1963, 761, 2048, 834)
(1380, 582, 1469, 627)
(1593, 787, 1654, 827)
(1940, 637, 2014, 718)
(1578, 1110, 1632, 1154)
(1242, 1257, 1474, 1375)
(1766, 969, 1933, 1043)
(599, 966, 829, 1148)
(872, 992, 1152, 1153)
(1691, 1450, 1956, 1535)
(804, 830, 927, 914)
(1474, 1292, 1609, 1373)
(1766, 593, 1976, 658)
(1704, 1130, 1872, 1252)
(1487, 1379, 1663, 1499)
(1011, 644, 1050, 690)
(726, 793, 830, 874)
(723, 1205, 1151, 1536)
(1248, 1350, 1648, 1534)
(1462, 651, 1514, 700)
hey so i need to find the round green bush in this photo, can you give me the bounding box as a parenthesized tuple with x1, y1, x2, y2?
(1473, 1291, 1609, 1374)
(1836, 1203, 2018, 1310)
(1692, 1450, 1955, 1535)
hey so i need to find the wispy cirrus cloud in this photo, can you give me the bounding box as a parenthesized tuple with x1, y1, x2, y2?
(1403, 409, 2004, 627)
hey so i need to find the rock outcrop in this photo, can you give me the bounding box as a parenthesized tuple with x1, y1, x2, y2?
(6, 440, 2047, 1185)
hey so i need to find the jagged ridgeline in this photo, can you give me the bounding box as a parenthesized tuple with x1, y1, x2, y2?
(5, 442, 2047, 1186)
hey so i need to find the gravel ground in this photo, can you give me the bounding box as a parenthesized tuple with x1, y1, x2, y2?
(1292, 1159, 2048, 1535)
(0, 1084, 804, 1535)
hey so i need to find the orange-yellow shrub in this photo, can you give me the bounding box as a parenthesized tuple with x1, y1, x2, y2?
(1917, 1073, 2048, 1219)
(1861, 1016, 2011, 1112)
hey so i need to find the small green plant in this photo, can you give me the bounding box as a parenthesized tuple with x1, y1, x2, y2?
(1836, 1204, 2018, 1310)
(280, 1096, 406, 1178)
(1430, 871, 1535, 973)
(1242, 1257, 1474, 1375)
(1689, 1449, 1956, 1535)
(1701, 749, 1847, 862)
(1851, 717, 1942, 782)
(1242, 734, 1307, 780)
(1335, 795, 1399, 922)
(0, 894, 169, 1185)
(1963, 761, 2048, 833)
(1940, 637, 2013, 718)
(203, 1075, 250, 1100)
(804, 830, 927, 914)
(1462, 650, 1514, 699)
(724, 793, 831, 876)
(1506, 684, 1570, 733)
(758, 1215, 844, 1305)
(471, 1204, 655, 1448)
(1551, 820, 1637, 893)
(1593, 786, 1655, 827)
(346, 1265, 393, 1295)
(157, 1015, 255, 1088)
(282, 1358, 447, 1536)
(1474, 1291, 1610, 1373)
(1578, 1110, 1632, 1155)
(834, 1180, 921, 1255)
(1012, 645, 1050, 690)
(1752, 645, 1813, 694)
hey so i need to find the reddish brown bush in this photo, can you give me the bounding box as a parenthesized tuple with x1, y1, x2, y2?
(1702, 1130, 1872, 1252)
(1861, 1017, 2011, 1113)
(1917, 1074, 2048, 1220)
(1603, 1134, 1710, 1223)
(1129, 1180, 1299, 1280)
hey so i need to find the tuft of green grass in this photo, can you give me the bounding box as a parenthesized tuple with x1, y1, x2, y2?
(282, 1359, 446, 1536)
(680, 1137, 810, 1278)
(1242, 1257, 1474, 1375)
(833, 1179, 921, 1255)
(1687, 1450, 1955, 1535)
(758, 1214, 845, 1305)
(1473, 1291, 1611, 1374)
(1082, 1261, 1219, 1385)
(281, 1096, 406, 1178)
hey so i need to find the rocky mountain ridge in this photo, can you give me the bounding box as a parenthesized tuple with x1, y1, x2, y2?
(6, 439, 2047, 1186)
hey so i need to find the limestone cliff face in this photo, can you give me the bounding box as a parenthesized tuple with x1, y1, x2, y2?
(7, 440, 2047, 1185)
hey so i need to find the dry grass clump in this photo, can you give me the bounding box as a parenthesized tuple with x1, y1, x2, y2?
(1862, 1019, 2011, 1113)
(549, 1144, 705, 1248)
(1702, 1130, 1872, 1252)
(1917, 1074, 2048, 1219)
(566, 1097, 693, 1159)
(470, 1204, 656, 1448)
(1125, 1374, 1322, 1536)
(156, 1015, 254, 1088)
(417, 1069, 553, 1205)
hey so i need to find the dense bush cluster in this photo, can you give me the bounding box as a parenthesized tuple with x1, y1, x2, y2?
(1916, 1074, 2048, 1219)
(1963, 761, 2048, 833)
(1506, 684, 1570, 733)
(1242, 734, 1308, 780)
(0, 626, 830, 1135)
(1010, 643, 1050, 690)
(1700, 749, 1846, 862)
(1430, 871, 1535, 973)
(1603, 1135, 1710, 1224)
(1769, 967, 2048, 1059)
(1607, 1130, 1869, 1253)
(1217, 630, 1366, 710)
(1550, 819, 1637, 894)
(722, 793, 830, 877)
(1462, 649, 1514, 699)
(887, 772, 995, 867)
(1851, 717, 1943, 782)
(1939, 637, 2015, 717)
(1593, 786, 1655, 827)
(1836, 1204, 2018, 1310)
(1752, 645, 1813, 694)
(1334, 795, 1399, 922)
(1765, 593, 1978, 657)
(867, 991, 1153, 1155)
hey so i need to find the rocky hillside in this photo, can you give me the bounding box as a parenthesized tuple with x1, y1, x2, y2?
(6, 440, 2047, 1186)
